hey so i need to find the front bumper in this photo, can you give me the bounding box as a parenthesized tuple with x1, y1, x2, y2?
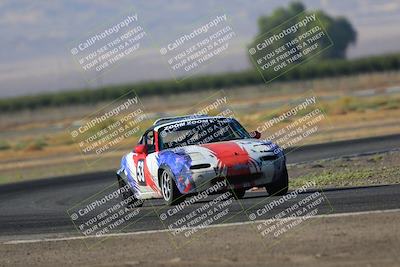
(188, 156, 286, 193)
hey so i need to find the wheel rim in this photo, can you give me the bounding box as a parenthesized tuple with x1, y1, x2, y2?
(161, 172, 171, 201)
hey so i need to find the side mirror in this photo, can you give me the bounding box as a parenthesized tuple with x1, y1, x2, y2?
(134, 144, 147, 154)
(250, 130, 261, 139)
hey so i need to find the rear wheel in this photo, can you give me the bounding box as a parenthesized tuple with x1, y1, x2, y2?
(265, 166, 289, 196)
(118, 176, 143, 208)
(230, 188, 246, 199)
(161, 169, 182, 205)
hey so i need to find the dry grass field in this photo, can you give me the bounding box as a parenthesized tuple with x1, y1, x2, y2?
(1, 71, 400, 184)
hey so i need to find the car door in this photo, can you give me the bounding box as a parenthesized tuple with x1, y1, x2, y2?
(133, 130, 160, 193)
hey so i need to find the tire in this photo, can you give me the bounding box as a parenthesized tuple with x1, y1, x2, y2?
(266, 165, 289, 196)
(160, 168, 183, 205)
(230, 188, 246, 199)
(117, 175, 143, 208)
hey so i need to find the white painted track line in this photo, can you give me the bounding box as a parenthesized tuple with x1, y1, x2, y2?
(3, 208, 400, 245)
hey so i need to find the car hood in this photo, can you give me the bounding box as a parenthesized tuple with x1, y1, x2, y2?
(200, 139, 277, 156)
(161, 139, 279, 161)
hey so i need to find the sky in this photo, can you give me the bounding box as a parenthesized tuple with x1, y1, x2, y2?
(0, 0, 399, 98)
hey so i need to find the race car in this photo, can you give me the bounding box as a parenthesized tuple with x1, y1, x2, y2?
(116, 115, 288, 205)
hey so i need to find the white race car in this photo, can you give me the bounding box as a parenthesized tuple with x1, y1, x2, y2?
(116, 115, 288, 205)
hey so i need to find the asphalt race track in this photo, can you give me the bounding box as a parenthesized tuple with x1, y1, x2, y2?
(0, 134, 399, 239)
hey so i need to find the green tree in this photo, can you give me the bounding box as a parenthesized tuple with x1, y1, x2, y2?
(251, 2, 357, 60)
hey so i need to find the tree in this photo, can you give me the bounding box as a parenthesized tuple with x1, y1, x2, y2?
(250, 2, 357, 60)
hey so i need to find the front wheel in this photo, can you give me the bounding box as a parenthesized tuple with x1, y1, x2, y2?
(265, 166, 289, 196)
(161, 169, 182, 205)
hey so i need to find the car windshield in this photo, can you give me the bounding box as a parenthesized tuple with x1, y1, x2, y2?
(158, 118, 250, 149)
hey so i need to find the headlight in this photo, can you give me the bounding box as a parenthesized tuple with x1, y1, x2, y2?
(188, 152, 205, 161)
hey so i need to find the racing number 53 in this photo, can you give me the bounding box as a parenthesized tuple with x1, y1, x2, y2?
(136, 159, 146, 185)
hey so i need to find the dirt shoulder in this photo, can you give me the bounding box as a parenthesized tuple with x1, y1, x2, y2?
(288, 150, 400, 188)
(1, 210, 399, 267)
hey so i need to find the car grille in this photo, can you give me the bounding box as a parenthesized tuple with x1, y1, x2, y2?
(260, 154, 278, 161)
